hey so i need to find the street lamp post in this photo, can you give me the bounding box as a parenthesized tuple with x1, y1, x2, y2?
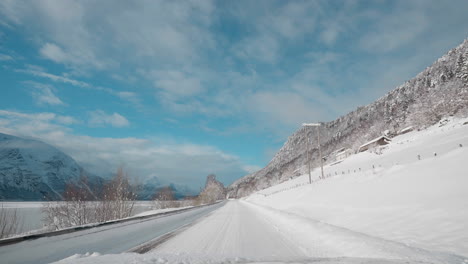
(302, 123, 324, 182)
(306, 136, 311, 184)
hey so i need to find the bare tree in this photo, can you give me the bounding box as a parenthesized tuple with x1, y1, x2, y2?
(153, 186, 175, 201)
(43, 166, 137, 230)
(96, 167, 137, 222)
(42, 173, 96, 230)
(152, 186, 177, 209)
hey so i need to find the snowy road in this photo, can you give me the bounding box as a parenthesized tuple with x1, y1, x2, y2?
(148, 200, 465, 263)
(0, 202, 225, 264)
(39, 200, 466, 263)
(154, 199, 304, 258)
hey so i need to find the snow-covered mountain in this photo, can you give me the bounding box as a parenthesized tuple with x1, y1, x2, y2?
(228, 39, 468, 198)
(136, 177, 197, 200)
(0, 133, 103, 200)
(134, 176, 161, 200)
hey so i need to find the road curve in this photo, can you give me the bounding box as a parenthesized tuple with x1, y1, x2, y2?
(0, 202, 225, 264)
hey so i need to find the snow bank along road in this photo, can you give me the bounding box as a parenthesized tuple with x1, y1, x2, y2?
(0, 202, 225, 264)
(57, 200, 466, 264)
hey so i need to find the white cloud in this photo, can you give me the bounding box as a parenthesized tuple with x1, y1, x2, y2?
(117, 91, 140, 104)
(0, 0, 215, 72)
(0, 109, 251, 189)
(248, 91, 323, 127)
(230, 1, 319, 64)
(150, 70, 204, 97)
(88, 110, 129, 128)
(55, 115, 77, 125)
(39, 43, 68, 63)
(263, 1, 317, 40)
(0, 0, 23, 25)
(0, 53, 13, 61)
(17, 66, 90, 88)
(316, 1, 361, 46)
(117, 91, 136, 100)
(17, 66, 143, 109)
(234, 34, 280, 64)
(27, 82, 65, 106)
(359, 10, 428, 53)
(33, 86, 63, 106)
(0, 110, 77, 134)
(320, 24, 341, 45)
(305, 51, 341, 65)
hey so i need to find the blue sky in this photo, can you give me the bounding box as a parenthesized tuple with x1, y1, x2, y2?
(0, 0, 467, 191)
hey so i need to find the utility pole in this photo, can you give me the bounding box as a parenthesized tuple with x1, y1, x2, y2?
(302, 123, 324, 181)
(306, 136, 311, 184)
(316, 125, 324, 179)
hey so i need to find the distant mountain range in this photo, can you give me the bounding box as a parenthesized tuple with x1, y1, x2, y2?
(0, 133, 194, 201)
(136, 179, 197, 200)
(228, 39, 468, 198)
(0, 133, 103, 200)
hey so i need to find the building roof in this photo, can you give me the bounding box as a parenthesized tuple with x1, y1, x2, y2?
(358, 136, 392, 150)
(398, 126, 414, 134)
(333, 147, 345, 154)
(336, 150, 349, 156)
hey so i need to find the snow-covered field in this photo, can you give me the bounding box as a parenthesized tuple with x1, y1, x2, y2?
(1, 202, 44, 233)
(50, 118, 468, 264)
(248, 118, 468, 257)
(0, 201, 157, 235)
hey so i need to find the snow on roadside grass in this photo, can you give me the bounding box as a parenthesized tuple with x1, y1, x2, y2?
(60, 252, 101, 261)
(133, 206, 194, 217)
(247, 118, 468, 257)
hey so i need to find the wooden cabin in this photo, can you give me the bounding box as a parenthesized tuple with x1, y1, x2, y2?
(358, 136, 392, 152)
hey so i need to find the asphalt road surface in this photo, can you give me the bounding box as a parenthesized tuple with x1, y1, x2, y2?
(0, 202, 225, 264)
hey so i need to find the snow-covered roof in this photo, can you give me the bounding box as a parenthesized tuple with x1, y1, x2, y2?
(359, 136, 392, 150)
(399, 126, 414, 134)
(336, 150, 348, 156)
(333, 147, 345, 154)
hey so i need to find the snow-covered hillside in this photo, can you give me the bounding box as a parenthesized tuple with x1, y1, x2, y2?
(0, 133, 102, 200)
(228, 39, 468, 198)
(246, 118, 468, 257)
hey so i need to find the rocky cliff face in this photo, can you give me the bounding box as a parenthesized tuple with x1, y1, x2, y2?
(228, 39, 468, 198)
(0, 133, 103, 200)
(199, 174, 226, 202)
